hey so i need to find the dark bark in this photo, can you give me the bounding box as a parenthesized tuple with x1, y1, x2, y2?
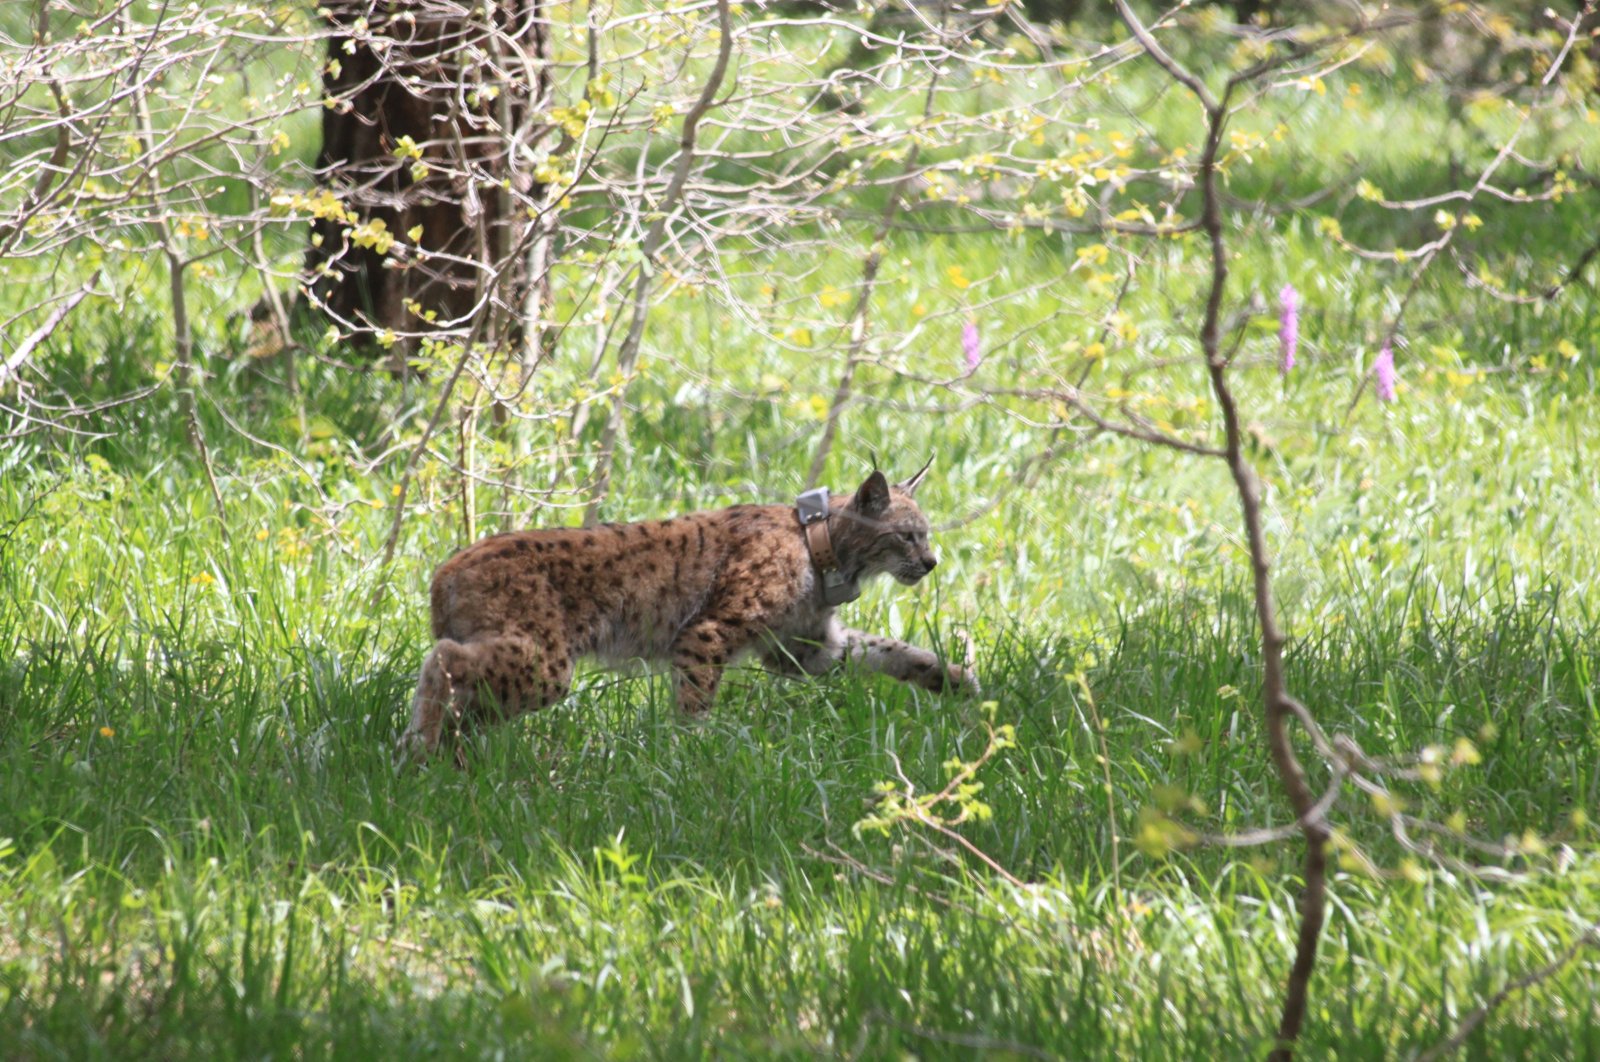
(1231, 0, 1267, 26)
(307, 0, 550, 358)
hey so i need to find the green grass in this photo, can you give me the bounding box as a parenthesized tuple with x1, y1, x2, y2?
(4, 576, 1600, 1058)
(6, 334, 1600, 1055)
(7, 16, 1600, 1060)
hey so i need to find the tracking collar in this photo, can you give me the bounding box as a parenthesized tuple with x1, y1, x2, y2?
(796, 487, 860, 606)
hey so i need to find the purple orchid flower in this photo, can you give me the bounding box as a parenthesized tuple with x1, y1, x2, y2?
(1278, 284, 1299, 374)
(1374, 342, 1397, 402)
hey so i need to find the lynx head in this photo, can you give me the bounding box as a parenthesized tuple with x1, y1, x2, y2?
(832, 457, 938, 587)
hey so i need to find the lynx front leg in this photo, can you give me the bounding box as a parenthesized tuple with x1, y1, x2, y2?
(841, 627, 979, 695)
(671, 617, 755, 714)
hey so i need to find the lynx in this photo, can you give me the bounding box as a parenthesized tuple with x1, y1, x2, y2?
(398, 463, 977, 757)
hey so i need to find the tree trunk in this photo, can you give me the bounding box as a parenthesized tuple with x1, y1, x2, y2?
(307, 0, 550, 362)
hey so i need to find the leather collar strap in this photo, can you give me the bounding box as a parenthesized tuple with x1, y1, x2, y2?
(796, 488, 860, 606)
(804, 519, 839, 573)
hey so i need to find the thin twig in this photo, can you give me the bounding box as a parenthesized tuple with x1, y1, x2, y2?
(0, 275, 100, 391)
(583, 0, 734, 524)
(369, 340, 479, 610)
(1413, 925, 1600, 1062)
(805, 1, 951, 489)
(1115, 4, 1332, 1057)
(125, 0, 229, 547)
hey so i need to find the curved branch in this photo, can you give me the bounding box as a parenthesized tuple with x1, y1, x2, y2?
(584, 0, 734, 524)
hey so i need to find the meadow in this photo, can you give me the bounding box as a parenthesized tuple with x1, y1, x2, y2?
(5, 10, 1600, 1059)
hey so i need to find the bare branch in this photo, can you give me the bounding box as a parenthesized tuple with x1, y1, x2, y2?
(1413, 925, 1600, 1062)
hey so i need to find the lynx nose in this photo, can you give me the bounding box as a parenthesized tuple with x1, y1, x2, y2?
(922, 554, 938, 573)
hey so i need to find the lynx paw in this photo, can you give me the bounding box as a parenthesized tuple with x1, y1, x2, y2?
(945, 664, 982, 698)
(949, 629, 980, 696)
(394, 728, 430, 766)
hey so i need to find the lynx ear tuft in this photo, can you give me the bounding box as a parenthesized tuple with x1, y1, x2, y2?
(852, 470, 891, 517)
(896, 453, 935, 496)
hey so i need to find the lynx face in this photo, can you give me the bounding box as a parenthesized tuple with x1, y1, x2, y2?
(833, 468, 939, 586)
(868, 502, 937, 586)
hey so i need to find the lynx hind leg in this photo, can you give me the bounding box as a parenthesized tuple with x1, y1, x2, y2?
(398, 640, 468, 760)
(397, 635, 573, 759)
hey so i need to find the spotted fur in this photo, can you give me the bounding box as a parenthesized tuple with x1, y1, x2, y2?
(397, 469, 977, 758)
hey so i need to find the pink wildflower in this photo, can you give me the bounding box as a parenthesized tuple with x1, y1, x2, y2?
(961, 318, 981, 374)
(1278, 284, 1299, 374)
(1374, 342, 1396, 402)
